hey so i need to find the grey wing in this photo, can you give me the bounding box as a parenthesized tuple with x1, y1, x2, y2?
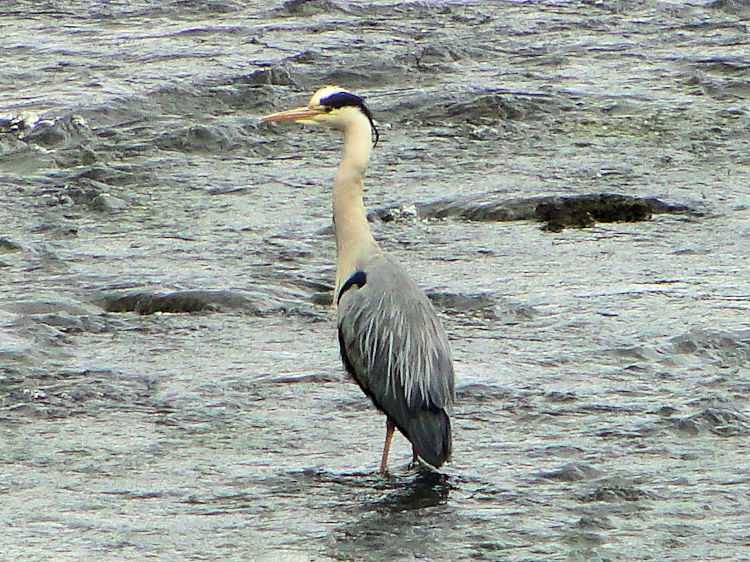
(337, 256, 454, 466)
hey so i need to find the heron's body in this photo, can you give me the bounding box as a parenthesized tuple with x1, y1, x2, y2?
(338, 254, 453, 468)
(263, 86, 454, 473)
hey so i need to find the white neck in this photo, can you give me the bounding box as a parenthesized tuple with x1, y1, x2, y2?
(333, 112, 380, 296)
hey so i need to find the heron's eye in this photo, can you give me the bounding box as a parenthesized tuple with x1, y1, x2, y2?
(323, 106, 333, 113)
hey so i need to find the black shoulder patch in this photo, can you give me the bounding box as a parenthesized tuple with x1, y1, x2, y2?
(337, 270, 367, 303)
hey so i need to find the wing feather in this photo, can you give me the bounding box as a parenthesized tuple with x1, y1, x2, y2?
(337, 255, 454, 466)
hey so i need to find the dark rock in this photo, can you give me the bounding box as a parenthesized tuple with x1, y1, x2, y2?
(0, 238, 23, 253)
(156, 124, 235, 153)
(665, 329, 750, 368)
(90, 193, 129, 213)
(416, 192, 702, 230)
(235, 67, 299, 87)
(427, 290, 537, 324)
(23, 122, 66, 146)
(536, 194, 652, 231)
(20, 114, 94, 153)
(368, 204, 418, 223)
(707, 0, 750, 15)
(444, 94, 529, 122)
(64, 178, 107, 205)
(674, 407, 750, 437)
(578, 483, 654, 503)
(0, 114, 28, 132)
(538, 462, 602, 482)
(280, 0, 345, 16)
(99, 285, 319, 318)
(70, 165, 136, 186)
(310, 291, 333, 306)
(545, 391, 577, 402)
(427, 291, 497, 316)
(102, 290, 262, 315)
(575, 515, 615, 530)
(5, 298, 97, 316)
(417, 195, 538, 222)
(37, 312, 86, 334)
(455, 383, 514, 402)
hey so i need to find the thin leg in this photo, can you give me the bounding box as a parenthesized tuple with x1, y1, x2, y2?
(412, 446, 418, 464)
(379, 419, 396, 475)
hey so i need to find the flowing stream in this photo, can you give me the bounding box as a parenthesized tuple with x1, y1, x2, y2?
(1, 1, 749, 560)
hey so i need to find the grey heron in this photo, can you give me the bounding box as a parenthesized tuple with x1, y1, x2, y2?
(263, 86, 455, 474)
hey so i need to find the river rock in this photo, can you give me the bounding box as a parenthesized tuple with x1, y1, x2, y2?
(90, 193, 129, 213)
(415, 192, 702, 230)
(101, 289, 263, 315)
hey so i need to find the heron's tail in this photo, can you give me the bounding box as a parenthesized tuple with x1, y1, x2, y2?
(407, 407, 452, 468)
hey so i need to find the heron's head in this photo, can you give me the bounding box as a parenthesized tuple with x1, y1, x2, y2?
(262, 85, 378, 146)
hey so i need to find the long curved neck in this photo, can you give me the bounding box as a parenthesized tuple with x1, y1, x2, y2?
(333, 115, 379, 296)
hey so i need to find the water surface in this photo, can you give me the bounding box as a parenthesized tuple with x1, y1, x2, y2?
(1, 1, 749, 560)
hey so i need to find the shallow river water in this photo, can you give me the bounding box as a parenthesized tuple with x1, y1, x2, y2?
(1, 1, 749, 560)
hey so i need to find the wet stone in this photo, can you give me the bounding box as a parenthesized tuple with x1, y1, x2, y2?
(23, 122, 66, 146)
(280, 0, 344, 16)
(0, 238, 22, 253)
(5, 298, 97, 317)
(34, 312, 86, 334)
(90, 193, 129, 213)
(579, 485, 650, 503)
(20, 114, 93, 149)
(537, 463, 602, 482)
(156, 124, 235, 153)
(310, 291, 333, 306)
(455, 383, 514, 402)
(417, 192, 702, 230)
(74, 164, 136, 186)
(674, 407, 750, 437)
(427, 291, 497, 317)
(64, 178, 107, 205)
(101, 290, 262, 315)
(575, 515, 616, 530)
(444, 94, 530, 122)
(235, 66, 299, 87)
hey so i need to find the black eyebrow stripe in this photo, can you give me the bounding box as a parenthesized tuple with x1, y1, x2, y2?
(320, 92, 379, 147)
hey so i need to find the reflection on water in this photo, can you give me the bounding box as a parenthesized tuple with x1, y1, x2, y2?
(329, 469, 455, 560)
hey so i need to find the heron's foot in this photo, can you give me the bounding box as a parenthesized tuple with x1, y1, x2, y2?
(378, 467, 396, 479)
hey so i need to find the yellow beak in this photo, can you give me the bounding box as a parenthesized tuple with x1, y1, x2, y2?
(262, 106, 321, 124)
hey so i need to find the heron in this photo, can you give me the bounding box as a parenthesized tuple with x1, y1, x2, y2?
(262, 86, 455, 474)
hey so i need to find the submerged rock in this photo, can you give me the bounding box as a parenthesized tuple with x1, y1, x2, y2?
(0, 237, 23, 253)
(99, 285, 319, 318)
(413, 196, 536, 222)
(156, 124, 236, 153)
(536, 194, 656, 232)
(672, 407, 750, 437)
(415, 192, 702, 231)
(279, 0, 345, 16)
(427, 291, 497, 316)
(102, 290, 262, 315)
(427, 290, 537, 324)
(234, 66, 299, 87)
(90, 193, 129, 213)
(538, 462, 602, 482)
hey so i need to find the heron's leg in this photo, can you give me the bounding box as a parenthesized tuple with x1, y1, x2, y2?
(412, 446, 418, 464)
(379, 419, 395, 475)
